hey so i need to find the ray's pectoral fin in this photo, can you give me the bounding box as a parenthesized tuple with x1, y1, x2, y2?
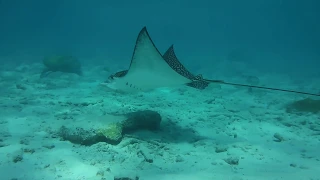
(105, 27, 192, 92)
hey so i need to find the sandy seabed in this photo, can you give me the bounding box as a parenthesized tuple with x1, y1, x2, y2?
(0, 62, 319, 180)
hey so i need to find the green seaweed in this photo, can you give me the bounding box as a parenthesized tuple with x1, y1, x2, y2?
(97, 123, 123, 142)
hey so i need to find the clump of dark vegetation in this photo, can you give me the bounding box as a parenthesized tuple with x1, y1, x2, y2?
(40, 55, 82, 78)
(286, 98, 320, 114)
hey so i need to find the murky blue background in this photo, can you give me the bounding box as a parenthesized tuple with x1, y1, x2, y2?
(0, 0, 319, 78)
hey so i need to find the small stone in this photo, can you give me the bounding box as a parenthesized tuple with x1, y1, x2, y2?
(299, 165, 308, 169)
(19, 139, 29, 145)
(233, 134, 238, 138)
(13, 154, 23, 163)
(23, 148, 35, 154)
(215, 146, 228, 153)
(138, 149, 153, 163)
(175, 155, 184, 162)
(290, 163, 297, 167)
(114, 175, 139, 180)
(96, 170, 104, 176)
(273, 133, 285, 142)
(16, 84, 27, 90)
(43, 144, 55, 149)
(223, 157, 239, 165)
(0, 143, 8, 147)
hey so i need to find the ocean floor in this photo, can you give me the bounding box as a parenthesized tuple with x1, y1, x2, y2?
(0, 62, 319, 180)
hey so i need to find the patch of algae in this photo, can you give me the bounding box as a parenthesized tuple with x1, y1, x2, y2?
(97, 123, 123, 141)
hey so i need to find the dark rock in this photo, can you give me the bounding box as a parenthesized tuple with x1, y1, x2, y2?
(57, 110, 161, 146)
(122, 110, 161, 133)
(285, 98, 320, 114)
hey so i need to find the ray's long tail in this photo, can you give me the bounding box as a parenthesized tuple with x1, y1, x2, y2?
(204, 79, 320, 97)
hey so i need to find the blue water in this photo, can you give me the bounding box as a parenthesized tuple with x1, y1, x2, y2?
(0, 1, 319, 179)
(1, 0, 319, 76)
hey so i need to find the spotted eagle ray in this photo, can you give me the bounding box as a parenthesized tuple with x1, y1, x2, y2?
(103, 27, 320, 97)
(107, 45, 209, 90)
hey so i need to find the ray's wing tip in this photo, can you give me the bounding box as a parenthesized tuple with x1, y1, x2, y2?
(140, 26, 148, 34)
(169, 44, 175, 50)
(138, 26, 151, 39)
